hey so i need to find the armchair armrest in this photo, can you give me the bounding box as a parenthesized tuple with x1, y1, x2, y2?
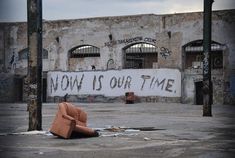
(50, 113, 76, 139)
(74, 125, 99, 137)
(62, 114, 76, 122)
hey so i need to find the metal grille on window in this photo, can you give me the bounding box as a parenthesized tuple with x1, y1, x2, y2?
(70, 45, 100, 58)
(124, 43, 158, 69)
(184, 40, 223, 69)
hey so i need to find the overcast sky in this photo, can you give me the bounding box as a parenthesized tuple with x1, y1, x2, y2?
(0, 0, 235, 22)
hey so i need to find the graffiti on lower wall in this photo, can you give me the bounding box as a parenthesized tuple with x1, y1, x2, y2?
(47, 69, 181, 97)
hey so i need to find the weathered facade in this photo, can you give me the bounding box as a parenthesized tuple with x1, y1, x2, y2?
(0, 10, 234, 104)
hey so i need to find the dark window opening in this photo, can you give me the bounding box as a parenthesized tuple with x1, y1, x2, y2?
(70, 45, 100, 58)
(124, 43, 158, 69)
(184, 40, 223, 69)
(18, 48, 48, 60)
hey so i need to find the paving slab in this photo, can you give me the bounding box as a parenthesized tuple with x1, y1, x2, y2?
(0, 102, 234, 158)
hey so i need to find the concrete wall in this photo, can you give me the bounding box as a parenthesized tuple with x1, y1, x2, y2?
(0, 10, 234, 104)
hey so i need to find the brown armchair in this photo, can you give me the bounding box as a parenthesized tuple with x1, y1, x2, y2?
(50, 102, 98, 139)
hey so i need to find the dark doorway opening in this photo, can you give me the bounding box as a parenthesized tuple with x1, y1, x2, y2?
(195, 81, 203, 105)
(43, 78, 47, 102)
(14, 78, 23, 102)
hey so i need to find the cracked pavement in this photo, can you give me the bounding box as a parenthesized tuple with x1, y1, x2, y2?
(0, 102, 234, 158)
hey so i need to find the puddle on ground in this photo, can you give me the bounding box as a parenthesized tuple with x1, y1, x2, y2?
(130, 127, 165, 131)
(98, 126, 165, 132)
(98, 126, 165, 137)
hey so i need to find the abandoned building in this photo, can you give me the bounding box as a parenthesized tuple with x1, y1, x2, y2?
(0, 9, 234, 105)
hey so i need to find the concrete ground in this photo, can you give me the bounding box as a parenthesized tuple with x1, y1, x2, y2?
(0, 102, 234, 158)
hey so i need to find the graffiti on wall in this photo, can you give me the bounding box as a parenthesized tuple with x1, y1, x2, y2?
(104, 36, 173, 60)
(9, 51, 17, 70)
(104, 36, 156, 47)
(203, 51, 209, 76)
(160, 47, 172, 59)
(48, 69, 181, 97)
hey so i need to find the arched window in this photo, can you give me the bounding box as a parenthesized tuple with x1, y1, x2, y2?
(18, 48, 48, 60)
(123, 43, 158, 69)
(183, 40, 224, 69)
(69, 45, 100, 58)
